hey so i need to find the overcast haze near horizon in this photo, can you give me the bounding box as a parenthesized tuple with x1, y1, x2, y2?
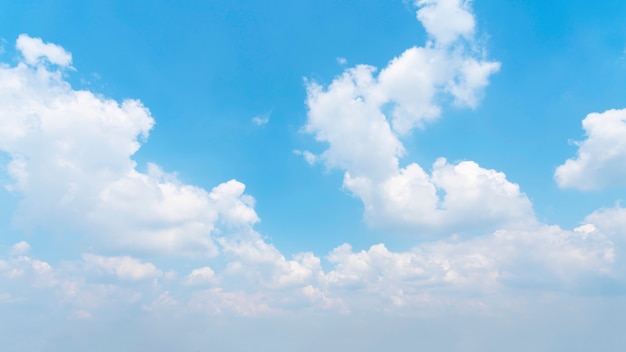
(1, 0, 626, 351)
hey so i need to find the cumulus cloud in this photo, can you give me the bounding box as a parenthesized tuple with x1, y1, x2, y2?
(416, 0, 475, 46)
(16, 34, 72, 67)
(321, 220, 616, 311)
(184, 266, 218, 286)
(82, 254, 162, 281)
(2, 208, 621, 317)
(219, 229, 324, 290)
(9, 241, 31, 256)
(0, 34, 259, 256)
(0, 28, 622, 332)
(555, 108, 626, 190)
(304, 1, 516, 234)
(584, 206, 626, 276)
(345, 158, 534, 233)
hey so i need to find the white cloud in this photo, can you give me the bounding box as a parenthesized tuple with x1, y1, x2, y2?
(184, 266, 218, 286)
(416, 0, 475, 46)
(252, 114, 270, 126)
(584, 206, 626, 274)
(0, 253, 56, 291)
(555, 108, 626, 190)
(303, 1, 507, 234)
(219, 229, 324, 290)
(0, 27, 622, 331)
(293, 149, 318, 165)
(9, 241, 31, 256)
(0, 206, 622, 318)
(345, 158, 534, 233)
(322, 220, 616, 311)
(82, 254, 162, 281)
(0, 35, 259, 256)
(337, 57, 347, 65)
(16, 34, 72, 67)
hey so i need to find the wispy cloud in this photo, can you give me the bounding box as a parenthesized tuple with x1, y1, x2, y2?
(252, 113, 270, 126)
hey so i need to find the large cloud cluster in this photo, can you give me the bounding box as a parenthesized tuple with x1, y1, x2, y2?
(303, 0, 533, 234)
(0, 1, 624, 328)
(0, 35, 258, 256)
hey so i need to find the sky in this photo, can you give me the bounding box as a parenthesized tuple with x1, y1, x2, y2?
(1, 0, 626, 351)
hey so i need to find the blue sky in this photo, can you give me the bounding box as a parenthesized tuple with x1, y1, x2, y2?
(1, 0, 626, 351)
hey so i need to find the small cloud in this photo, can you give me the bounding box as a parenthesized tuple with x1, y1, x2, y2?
(16, 34, 73, 68)
(293, 150, 318, 165)
(252, 113, 270, 126)
(184, 266, 218, 286)
(82, 254, 163, 281)
(9, 241, 31, 256)
(337, 57, 347, 65)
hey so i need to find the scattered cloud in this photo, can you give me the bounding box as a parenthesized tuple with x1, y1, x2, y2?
(9, 241, 30, 256)
(304, 0, 512, 234)
(0, 4, 625, 348)
(293, 149, 318, 165)
(252, 113, 270, 126)
(555, 108, 626, 190)
(82, 254, 163, 281)
(337, 57, 347, 65)
(16, 34, 72, 67)
(0, 208, 621, 316)
(343, 158, 534, 233)
(184, 266, 218, 286)
(416, 0, 475, 46)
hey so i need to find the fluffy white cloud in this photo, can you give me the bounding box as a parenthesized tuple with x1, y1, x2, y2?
(303, 1, 511, 234)
(16, 34, 72, 67)
(0, 27, 622, 327)
(219, 229, 324, 290)
(0, 34, 259, 256)
(321, 220, 616, 311)
(584, 206, 626, 276)
(346, 158, 534, 233)
(0, 251, 56, 294)
(184, 266, 218, 286)
(555, 108, 626, 190)
(9, 241, 31, 256)
(416, 0, 475, 46)
(81, 254, 162, 281)
(0, 204, 622, 318)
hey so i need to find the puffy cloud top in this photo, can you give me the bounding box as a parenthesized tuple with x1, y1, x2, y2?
(16, 34, 72, 67)
(555, 108, 626, 190)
